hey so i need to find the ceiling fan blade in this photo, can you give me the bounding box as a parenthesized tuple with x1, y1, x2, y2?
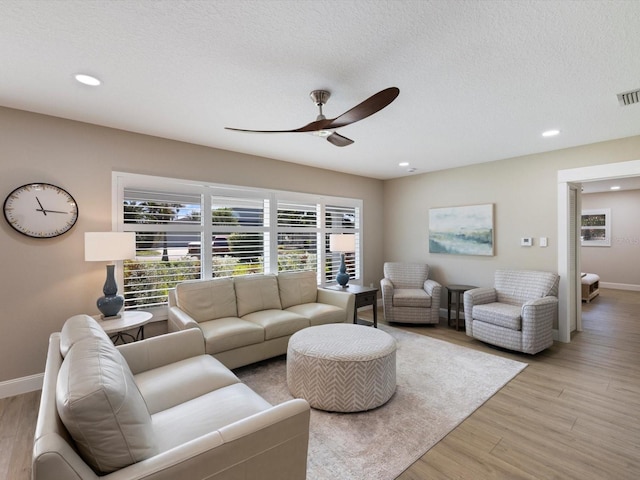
(325, 87, 399, 130)
(225, 117, 333, 134)
(225, 87, 399, 135)
(326, 132, 354, 147)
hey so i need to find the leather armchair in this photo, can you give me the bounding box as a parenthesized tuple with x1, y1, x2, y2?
(380, 262, 442, 324)
(464, 269, 559, 354)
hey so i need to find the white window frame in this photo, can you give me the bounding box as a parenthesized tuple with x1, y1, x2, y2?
(112, 172, 363, 318)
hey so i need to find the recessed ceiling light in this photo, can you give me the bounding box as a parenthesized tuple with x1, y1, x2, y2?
(610, 185, 621, 190)
(398, 162, 409, 167)
(542, 129, 560, 137)
(75, 74, 101, 86)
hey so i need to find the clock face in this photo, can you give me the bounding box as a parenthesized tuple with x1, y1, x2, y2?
(3, 183, 79, 238)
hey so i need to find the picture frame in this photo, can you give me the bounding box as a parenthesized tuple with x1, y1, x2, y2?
(581, 208, 611, 247)
(429, 203, 494, 256)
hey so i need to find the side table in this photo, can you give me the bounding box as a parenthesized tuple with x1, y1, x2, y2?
(324, 284, 379, 328)
(446, 285, 477, 331)
(96, 310, 153, 345)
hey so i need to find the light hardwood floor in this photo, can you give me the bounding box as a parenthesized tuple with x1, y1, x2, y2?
(2, 288, 638, 479)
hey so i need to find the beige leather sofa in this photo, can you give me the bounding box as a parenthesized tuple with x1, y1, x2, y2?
(168, 271, 355, 369)
(33, 315, 310, 480)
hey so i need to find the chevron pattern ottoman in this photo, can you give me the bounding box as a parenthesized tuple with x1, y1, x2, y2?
(287, 323, 397, 412)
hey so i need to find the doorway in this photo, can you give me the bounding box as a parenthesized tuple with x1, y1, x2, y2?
(557, 159, 640, 343)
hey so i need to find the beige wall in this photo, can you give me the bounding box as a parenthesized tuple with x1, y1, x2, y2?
(383, 136, 640, 301)
(581, 189, 640, 286)
(0, 107, 384, 382)
(3, 104, 640, 384)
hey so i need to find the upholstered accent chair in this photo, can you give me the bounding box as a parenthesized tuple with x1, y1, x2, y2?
(464, 269, 559, 354)
(380, 262, 442, 324)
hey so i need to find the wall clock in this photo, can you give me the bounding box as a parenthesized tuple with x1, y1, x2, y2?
(3, 183, 79, 238)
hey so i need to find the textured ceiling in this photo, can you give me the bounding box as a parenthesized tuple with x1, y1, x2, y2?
(2, 0, 640, 180)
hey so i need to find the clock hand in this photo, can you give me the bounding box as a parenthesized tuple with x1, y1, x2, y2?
(37, 209, 69, 214)
(35, 197, 47, 216)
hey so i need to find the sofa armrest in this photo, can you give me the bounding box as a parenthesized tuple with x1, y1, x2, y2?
(317, 288, 355, 323)
(101, 399, 310, 480)
(167, 306, 200, 332)
(117, 329, 206, 375)
(463, 287, 497, 337)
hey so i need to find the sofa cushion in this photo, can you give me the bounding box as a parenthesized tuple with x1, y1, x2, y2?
(199, 317, 265, 354)
(133, 354, 241, 414)
(56, 337, 157, 474)
(286, 303, 345, 326)
(278, 271, 318, 309)
(152, 383, 272, 453)
(176, 277, 237, 322)
(473, 302, 522, 330)
(234, 275, 282, 317)
(242, 310, 309, 340)
(392, 289, 431, 308)
(59, 314, 112, 357)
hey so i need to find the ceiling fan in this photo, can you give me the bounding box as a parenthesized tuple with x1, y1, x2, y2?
(225, 87, 400, 147)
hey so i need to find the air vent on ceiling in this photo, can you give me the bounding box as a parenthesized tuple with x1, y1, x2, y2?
(617, 89, 640, 106)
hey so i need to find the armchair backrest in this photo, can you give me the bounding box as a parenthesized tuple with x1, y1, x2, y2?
(383, 262, 429, 289)
(494, 269, 559, 305)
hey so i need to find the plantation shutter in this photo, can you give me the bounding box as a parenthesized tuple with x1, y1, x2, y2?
(277, 200, 319, 273)
(122, 188, 203, 309)
(116, 172, 363, 315)
(210, 195, 268, 277)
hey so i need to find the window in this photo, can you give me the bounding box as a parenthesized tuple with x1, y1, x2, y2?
(113, 173, 362, 315)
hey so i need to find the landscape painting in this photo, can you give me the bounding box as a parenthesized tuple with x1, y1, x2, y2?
(429, 204, 494, 256)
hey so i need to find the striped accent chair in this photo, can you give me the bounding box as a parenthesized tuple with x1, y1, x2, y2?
(464, 269, 559, 354)
(380, 262, 442, 324)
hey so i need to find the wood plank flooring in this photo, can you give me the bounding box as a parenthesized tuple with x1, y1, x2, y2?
(2, 288, 638, 479)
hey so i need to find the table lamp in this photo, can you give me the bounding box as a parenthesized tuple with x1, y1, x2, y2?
(85, 232, 136, 318)
(329, 233, 355, 287)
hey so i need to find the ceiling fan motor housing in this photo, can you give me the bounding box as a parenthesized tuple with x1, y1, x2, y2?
(310, 90, 330, 106)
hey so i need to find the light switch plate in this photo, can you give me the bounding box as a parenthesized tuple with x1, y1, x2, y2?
(539, 237, 548, 247)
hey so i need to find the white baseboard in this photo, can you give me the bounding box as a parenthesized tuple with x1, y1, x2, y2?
(0, 373, 43, 399)
(600, 282, 640, 291)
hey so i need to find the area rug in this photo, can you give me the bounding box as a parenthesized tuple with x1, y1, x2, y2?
(235, 326, 527, 480)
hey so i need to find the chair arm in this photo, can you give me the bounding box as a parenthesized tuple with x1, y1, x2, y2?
(463, 287, 496, 337)
(167, 305, 200, 332)
(380, 278, 395, 319)
(522, 296, 558, 330)
(424, 279, 442, 323)
(521, 296, 558, 353)
(317, 288, 356, 323)
(117, 328, 206, 375)
(464, 287, 496, 307)
(423, 279, 441, 296)
(101, 399, 310, 480)
(380, 278, 394, 302)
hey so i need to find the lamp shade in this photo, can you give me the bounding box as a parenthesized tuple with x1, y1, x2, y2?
(85, 232, 136, 261)
(329, 233, 355, 253)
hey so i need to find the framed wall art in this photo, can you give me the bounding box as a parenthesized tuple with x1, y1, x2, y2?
(429, 203, 494, 256)
(581, 208, 611, 247)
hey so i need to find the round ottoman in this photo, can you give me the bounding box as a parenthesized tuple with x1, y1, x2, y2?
(286, 324, 397, 412)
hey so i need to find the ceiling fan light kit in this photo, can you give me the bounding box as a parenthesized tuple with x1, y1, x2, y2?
(226, 87, 399, 147)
